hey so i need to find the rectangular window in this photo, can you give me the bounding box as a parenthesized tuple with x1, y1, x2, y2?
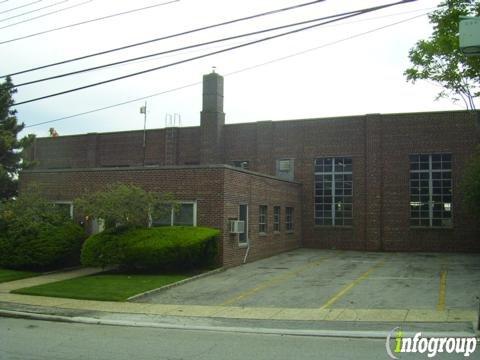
(152, 201, 197, 227)
(259, 205, 267, 233)
(273, 206, 281, 232)
(53, 202, 73, 219)
(276, 159, 294, 181)
(286, 207, 294, 232)
(239, 204, 248, 245)
(174, 203, 195, 226)
(410, 154, 452, 227)
(314, 157, 353, 226)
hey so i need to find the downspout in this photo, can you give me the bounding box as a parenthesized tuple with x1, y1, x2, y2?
(243, 242, 250, 264)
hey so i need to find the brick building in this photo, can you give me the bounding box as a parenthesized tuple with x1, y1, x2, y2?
(20, 72, 480, 266)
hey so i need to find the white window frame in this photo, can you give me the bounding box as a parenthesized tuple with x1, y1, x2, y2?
(173, 201, 197, 226)
(409, 154, 452, 227)
(259, 205, 268, 234)
(314, 157, 353, 226)
(153, 201, 197, 227)
(273, 206, 281, 232)
(53, 201, 73, 219)
(285, 207, 294, 232)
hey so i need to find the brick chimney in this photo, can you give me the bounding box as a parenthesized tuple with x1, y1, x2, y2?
(200, 71, 225, 164)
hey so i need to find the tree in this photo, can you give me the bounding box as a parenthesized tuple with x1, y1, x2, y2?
(405, 0, 480, 110)
(74, 183, 176, 230)
(0, 186, 85, 270)
(461, 146, 480, 221)
(0, 76, 34, 201)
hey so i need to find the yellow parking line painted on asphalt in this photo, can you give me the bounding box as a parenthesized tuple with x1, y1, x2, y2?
(319, 258, 386, 310)
(436, 267, 448, 311)
(220, 255, 335, 306)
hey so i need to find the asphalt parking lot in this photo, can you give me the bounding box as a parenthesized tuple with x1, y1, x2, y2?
(135, 249, 480, 312)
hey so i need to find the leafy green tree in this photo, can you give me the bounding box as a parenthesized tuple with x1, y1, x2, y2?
(0, 76, 34, 201)
(74, 183, 175, 230)
(0, 186, 84, 270)
(462, 146, 480, 221)
(405, 0, 480, 109)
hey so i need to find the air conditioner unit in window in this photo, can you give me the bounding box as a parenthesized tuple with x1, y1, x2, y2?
(229, 220, 245, 234)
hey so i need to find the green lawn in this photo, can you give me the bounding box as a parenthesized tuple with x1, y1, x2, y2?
(12, 273, 189, 301)
(0, 268, 38, 283)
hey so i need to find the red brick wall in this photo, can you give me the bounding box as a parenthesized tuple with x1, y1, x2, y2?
(20, 166, 225, 232)
(25, 110, 480, 253)
(222, 168, 302, 267)
(19, 166, 303, 266)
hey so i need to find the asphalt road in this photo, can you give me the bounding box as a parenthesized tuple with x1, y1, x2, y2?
(1, 318, 477, 360)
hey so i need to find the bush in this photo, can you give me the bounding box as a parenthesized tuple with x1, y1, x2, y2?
(0, 187, 86, 270)
(81, 226, 220, 271)
(0, 222, 85, 270)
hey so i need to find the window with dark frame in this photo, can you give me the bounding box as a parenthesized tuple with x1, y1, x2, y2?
(409, 154, 452, 227)
(314, 157, 353, 226)
(273, 206, 281, 232)
(286, 207, 294, 232)
(259, 205, 267, 233)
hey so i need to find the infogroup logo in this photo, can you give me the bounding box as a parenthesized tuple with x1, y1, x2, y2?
(385, 327, 478, 359)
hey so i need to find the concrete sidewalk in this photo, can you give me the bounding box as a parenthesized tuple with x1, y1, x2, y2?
(0, 259, 478, 336)
(0, 267, 104, 293)
(0, 291, 477, 324)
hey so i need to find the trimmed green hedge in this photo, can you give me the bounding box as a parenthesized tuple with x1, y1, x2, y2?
(0, 223, 85, 271)
(81, 226, 220, 271)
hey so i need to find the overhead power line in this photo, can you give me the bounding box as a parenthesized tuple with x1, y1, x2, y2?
(0, 0, 68, 23)
(0, 0, 180, 45)
(0, 0, 92, 29)
(24, 11, 427, 129)
(13, 0, 416, 106)
(0, 0, 43, 15)
(2, 0, 326, 77)
(13, 9, 378, 87)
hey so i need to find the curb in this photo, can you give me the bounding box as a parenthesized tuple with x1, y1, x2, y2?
(0, 309, 476, 339)
(127, 267, 226, 301)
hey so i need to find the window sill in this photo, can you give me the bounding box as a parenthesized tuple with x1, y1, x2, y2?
(286, 231, 294, 234)
(314, 225, 353, 230)
(238, 242, 249, 248)
(259, 232, 267, 237)
(410, 226, 453, 230)
(273, 231, 281, 235)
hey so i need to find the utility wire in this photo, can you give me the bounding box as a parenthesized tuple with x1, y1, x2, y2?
(0, 0, 180, 45)
(0, 0, 68, 23)
(13, 0, 416, 106)
(23, 11, 427, 129)
(13, 9, 378, 87)
(2, 0, 326, 77)
(0, 0, 92, 29)
(0, 0, 43, 15)
(76, 7, 437, 73)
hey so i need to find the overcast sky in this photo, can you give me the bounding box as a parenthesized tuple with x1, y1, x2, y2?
(1, 0, 473, 137)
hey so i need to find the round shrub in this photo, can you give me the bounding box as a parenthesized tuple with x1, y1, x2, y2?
(81, 226, 220, 271)
(0, 222, 85, 270)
